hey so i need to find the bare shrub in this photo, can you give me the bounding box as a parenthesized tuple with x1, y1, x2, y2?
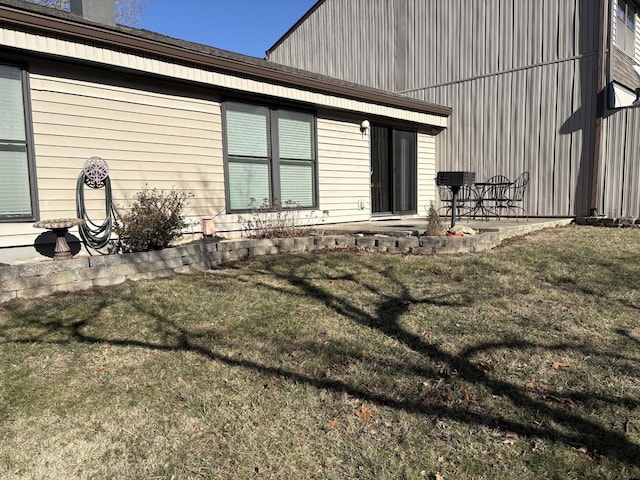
(114, 186, 193, 252)
(425, 203, 447, 236)
(240, 198, 327, 239)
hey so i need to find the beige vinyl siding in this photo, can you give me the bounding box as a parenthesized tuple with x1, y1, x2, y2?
(316, 116, 370, 223)
(193, 115, 372, 237)
(164, 117, 436, 237)
(417, 131, 436, 216)
(0, 12, 448, 257)
(0, 68, 225, 249)
(0, 23, 447, 128)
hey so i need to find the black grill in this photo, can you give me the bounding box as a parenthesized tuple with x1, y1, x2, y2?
(436, 171, 476, 228)
(436, 171, 475, 187)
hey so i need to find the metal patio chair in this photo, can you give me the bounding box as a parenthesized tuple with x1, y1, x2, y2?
(437, 184, 453, 215)
(474, 175, 511, 218)
(503, 171, 530, 220)
(437, 184, 478, 219)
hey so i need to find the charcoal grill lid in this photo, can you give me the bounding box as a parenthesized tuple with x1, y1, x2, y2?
(436, 171, 476, 186)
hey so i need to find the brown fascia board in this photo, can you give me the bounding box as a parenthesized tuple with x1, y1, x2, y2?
(0, 1, 452, 118)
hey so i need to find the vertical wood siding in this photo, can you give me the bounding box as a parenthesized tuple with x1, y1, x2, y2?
(602, 107, 640, 218)
(269, 0, 618, 217)
(267, 1, 396, 92)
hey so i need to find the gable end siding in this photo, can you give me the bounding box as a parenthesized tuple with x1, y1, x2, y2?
(268, 0, 608, 217)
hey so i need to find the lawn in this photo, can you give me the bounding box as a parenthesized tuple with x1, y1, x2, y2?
(1, 225, 639, 479)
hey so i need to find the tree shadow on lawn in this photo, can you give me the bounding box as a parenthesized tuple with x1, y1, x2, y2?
(616, 329, 640, 348)
(244, 256, 640, 464)
(1, 254, 639, 468)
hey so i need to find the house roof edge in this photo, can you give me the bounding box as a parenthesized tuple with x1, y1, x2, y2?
(0, 0, 452, 118)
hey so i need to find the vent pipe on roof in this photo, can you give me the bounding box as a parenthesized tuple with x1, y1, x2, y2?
(70, 0, 116, 26)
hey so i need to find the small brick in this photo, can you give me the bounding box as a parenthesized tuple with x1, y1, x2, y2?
(2, 276, 42, 291)
(38, 271, 83, 286)
(0, 265, 20, 281)
(93, 276, 127, 288)
(88, 255, 123, 268)
(174, 265, 204, 274)
(375, 237, 397, 250)
(275, 238, 296, 252)
(355, 237, 376, 248)
(314, 236, 338, 248)
(0, 290, 17, 303)
(217, 240, 246, 252)
(17, 285, 59, 300)
(57, 280, 94, 293)
(334, 236, 356, 248)
(249, 246, 281, 256)
(18, 258, 88, 277)
(291, 237, 314, 251)
(397, 237, 419, 250)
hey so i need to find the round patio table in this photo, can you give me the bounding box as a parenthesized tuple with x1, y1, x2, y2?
(33, 218, 85, 260)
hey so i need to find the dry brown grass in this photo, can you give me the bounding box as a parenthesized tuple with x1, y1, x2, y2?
(1, 225, 639, 479)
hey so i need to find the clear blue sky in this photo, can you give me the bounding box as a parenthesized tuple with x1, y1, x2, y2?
(139, 0, 318, 58)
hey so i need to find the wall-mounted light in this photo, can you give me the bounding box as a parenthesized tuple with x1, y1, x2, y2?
(360, 120, 370, 135)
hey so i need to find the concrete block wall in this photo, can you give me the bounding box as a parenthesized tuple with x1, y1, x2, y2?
(0, 232, 506, 304)
(576, 217, 640, 228)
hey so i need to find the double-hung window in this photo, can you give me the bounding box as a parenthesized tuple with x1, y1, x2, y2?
(224, 101, 316, 211)
(616, 0, 638, 58)
(0, 63, 37, 222)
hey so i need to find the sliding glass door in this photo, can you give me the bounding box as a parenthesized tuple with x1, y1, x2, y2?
(370, 125, 417, 215)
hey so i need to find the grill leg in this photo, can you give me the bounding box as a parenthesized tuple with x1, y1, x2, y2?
(450, 186, 460, 228)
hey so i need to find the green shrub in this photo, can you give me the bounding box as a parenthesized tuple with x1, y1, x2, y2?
(114, 186, 192, 252)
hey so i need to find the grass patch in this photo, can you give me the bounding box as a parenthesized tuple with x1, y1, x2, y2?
(1, 225, 640, 479)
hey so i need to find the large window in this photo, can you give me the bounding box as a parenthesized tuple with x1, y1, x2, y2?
(0, 63, 37, 222)
(224, 101, 316, 211)
(616, 0, 638, 57)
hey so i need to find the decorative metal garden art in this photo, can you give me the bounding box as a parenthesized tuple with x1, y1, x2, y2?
(75, 156, 120, 253)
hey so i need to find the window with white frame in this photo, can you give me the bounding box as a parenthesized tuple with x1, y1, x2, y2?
(616, 0, 638, 57)
(224, 101, 316, 211)
(0, 63, 37, 222)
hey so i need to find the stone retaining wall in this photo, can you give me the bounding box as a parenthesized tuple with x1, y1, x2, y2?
(576, 217, 640, 228)
(0, 231, 506, 304)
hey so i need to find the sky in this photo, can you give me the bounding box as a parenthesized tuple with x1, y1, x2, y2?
(139, 0, 318, 58)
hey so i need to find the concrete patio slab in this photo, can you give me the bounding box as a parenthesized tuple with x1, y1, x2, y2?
(321, 217, 575, 241)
